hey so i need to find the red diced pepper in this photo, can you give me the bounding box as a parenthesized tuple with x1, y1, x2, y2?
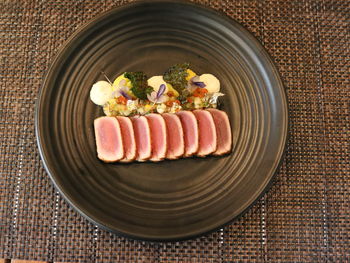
(116, 96, 127, 105)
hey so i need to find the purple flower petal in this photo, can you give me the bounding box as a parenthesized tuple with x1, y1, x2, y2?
(190, 76, 206, 88)
(192, 81, 206, 88)
(157, 84, 166, 99)
(120, 90, 132, 100)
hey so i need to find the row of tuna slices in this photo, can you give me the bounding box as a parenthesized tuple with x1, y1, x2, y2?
(94, 109, 232, 163)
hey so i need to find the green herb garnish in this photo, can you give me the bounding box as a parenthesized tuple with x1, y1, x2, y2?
(177, 89, 190, 104)
(124, 72, 153, 100)
(163, 63, 190, 93)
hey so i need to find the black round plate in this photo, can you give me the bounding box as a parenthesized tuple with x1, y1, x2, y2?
(36, 0, 288, 241)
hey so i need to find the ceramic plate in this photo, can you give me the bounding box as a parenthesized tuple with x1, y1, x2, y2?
(36, 0, 288, 241)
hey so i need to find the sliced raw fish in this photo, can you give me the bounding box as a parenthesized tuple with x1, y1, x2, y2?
(116, 116, 136, 162)
(94, 116, 124, 162)
(163, 113, 184, 159)
(193, 110, 217, 157)
(207, 109, 232, 155)
(146, 113, 167, 161)
(131, 116, 152, 161)
(177, 111, 199, 157)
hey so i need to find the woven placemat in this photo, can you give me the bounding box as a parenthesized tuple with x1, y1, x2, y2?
(0, 0, 349, 262)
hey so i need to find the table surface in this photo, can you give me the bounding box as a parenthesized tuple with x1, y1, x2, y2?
(1, 0, 349, 262)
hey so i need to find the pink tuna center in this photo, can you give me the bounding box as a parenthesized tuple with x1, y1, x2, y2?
(119, 120, 132, 156)
(98, 121, 119, 153)
(149, 117, 165, 157)
(181, 115, 196, 148)
(198, 115, 215, 147)
(166, 118, 178, 153)
(134, 119, 149, 155)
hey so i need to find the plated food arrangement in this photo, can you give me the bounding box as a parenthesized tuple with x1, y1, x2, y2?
(90, 63, 232, 163)
(36, 0, 288, 241)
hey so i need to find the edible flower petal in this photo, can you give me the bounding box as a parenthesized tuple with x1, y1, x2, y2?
(118, 79, 127, 87)
(191, 76, 206, 88)
(114, 85, 132, 100)
(157, 84, 166, 99)
(120, 90, 132, 100)
(192, 81, 206, 88)
(147, 84, 168, 103)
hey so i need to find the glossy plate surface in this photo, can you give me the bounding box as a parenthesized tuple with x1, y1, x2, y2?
(36, 0, 288, 241)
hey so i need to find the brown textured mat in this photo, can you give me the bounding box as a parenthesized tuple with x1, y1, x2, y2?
(0, 0, 349, 262)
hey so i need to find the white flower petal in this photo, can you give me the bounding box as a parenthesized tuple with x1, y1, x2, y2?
(156, 95, 169, 103)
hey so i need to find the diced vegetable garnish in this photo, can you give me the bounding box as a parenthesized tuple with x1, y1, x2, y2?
(90, 63, 224, 117)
